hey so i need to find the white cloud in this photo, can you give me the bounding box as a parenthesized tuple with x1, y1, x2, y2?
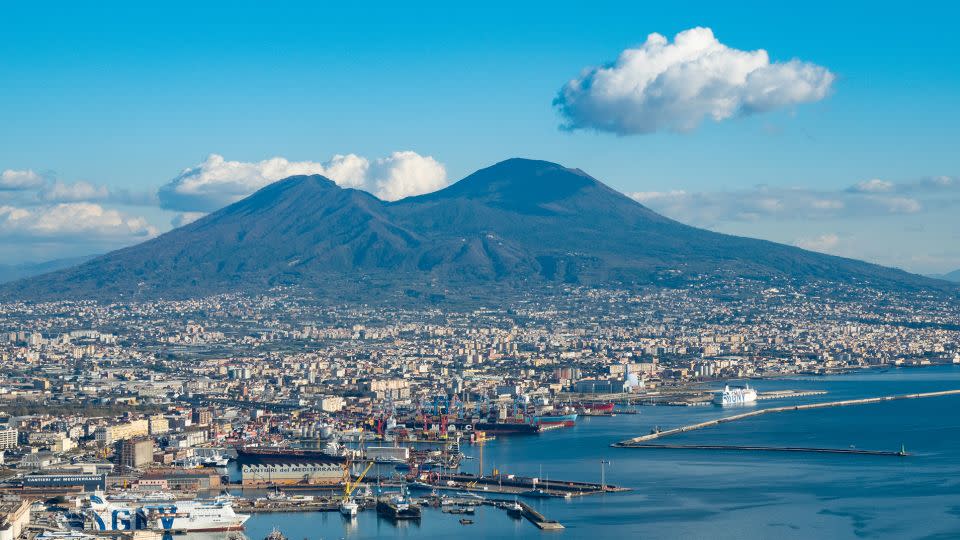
(370, 151, 448, 202)
(629, 177, 947, 225)
(171, 212, 207, 228)
(554, 27, 834, 134)
(0, 169, 45, 191)
(795, 233, 841, 253)
(0, 203, 157, 239)
(158, 151, 448, 211)
(850, 178, 894, 193)
(322, 154, 370, 189)
(41, 180, 110, 202)
(158, 154, 327, 212)
(876, 196, 922, 214)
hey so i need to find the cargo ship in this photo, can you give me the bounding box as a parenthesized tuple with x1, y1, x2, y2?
(471, 420, 543, 435)
(530, 413, 578, 427)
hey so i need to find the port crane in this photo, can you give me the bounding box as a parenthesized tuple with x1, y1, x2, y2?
(339, 460, 374, 518)
(343, 460, 374, 501)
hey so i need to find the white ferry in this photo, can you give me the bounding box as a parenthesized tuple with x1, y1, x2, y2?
(713, 384, 758, 406)
(86, 493, 249, 532)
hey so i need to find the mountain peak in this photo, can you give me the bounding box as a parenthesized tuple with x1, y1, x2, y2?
(419, 157, 601, 208)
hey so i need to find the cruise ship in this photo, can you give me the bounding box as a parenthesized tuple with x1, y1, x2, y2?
(713, 384, 758, 406)
(86, 494, 249, 532)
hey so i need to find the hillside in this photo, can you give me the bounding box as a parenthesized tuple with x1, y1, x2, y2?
(2, 158, 952, 302)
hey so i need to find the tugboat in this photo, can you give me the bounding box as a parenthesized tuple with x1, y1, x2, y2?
(506, 500, 523, 518)
(376, 487, 422, 520)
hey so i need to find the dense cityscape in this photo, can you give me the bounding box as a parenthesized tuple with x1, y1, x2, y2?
(0, 280, 955, 537)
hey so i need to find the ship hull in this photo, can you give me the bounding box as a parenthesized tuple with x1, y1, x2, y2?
(472, 422, 542, 435)
(531, 413, 578, 426)
(376, 501, 421, 520)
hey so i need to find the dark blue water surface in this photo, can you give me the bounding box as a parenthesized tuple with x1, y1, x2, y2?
(215, 366, 960, 539)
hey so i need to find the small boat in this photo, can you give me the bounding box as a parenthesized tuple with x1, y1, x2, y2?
(520, 488, 553, 499)
(506, 501, 523, 518)
(339, 499, 359, 517)
(264, 528, 288, 540)
(459, 518, 474, 525)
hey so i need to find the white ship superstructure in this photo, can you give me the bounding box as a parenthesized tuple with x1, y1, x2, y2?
(714, 384, 758, 406)
(85, 494, 249, 532)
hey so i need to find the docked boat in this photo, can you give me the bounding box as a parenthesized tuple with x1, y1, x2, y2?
(520, 488, 553, 499)
(530, 413, 578, 426)
(86, 493, 249, 532)
(472, 420, 542, 435)
(713, 384, 758, 406)
(376, 490, 421, 520)
(339, 499, 359, 518)
(202, 454, 230, 467)
(578, 402, 615, 415)
(264, 528, 288, 540)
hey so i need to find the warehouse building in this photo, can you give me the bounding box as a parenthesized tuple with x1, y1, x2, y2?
(241, 462, 343, 486)
(21, 474, 107, 492)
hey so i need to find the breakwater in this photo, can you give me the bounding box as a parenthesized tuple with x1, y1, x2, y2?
(613, 443, 907, 456)
(614, 389, 960, 446)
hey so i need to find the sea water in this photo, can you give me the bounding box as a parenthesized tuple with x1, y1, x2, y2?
(210, 366, 960, 539)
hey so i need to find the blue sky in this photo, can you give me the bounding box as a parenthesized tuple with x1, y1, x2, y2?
(1, 1, 958, 273)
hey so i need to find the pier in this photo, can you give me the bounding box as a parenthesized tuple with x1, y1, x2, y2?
(615, 389, 960, 446)
(613, 443, 908, 456)
(413, 473, 629, 497)
(513, 501, 564, 530)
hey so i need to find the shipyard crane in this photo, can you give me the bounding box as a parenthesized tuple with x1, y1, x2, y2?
(343, 460, 374, 501)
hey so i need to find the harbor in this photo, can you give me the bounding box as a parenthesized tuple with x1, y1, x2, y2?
(615, 388, 960, 445)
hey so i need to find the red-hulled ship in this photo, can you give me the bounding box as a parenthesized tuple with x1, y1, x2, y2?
(577, 402, 615, 416)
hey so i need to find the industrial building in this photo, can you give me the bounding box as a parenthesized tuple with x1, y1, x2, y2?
(241, 462, 344, 486)
(138, 469, 222, 491)
(21, 473, 107, 492)
(365, 446, 410, 461)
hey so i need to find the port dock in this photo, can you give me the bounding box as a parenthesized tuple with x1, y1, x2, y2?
(514, 501, 564, 530)
(412, 473, 629, 497)
(615, 389, 960, 446)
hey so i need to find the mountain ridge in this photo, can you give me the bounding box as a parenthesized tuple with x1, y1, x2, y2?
(2, 158, 953, 302)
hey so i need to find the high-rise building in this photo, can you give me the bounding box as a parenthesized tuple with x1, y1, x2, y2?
(117, 437, 154, 470)
(0, 429, 18, 450)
